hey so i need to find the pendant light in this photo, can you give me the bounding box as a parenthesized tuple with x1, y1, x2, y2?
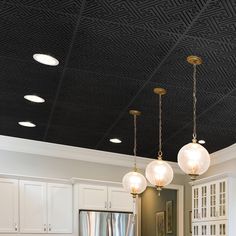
(177, 56, 210, 180)
(122, 110, 147, 197)
(145, 88, 173, 195)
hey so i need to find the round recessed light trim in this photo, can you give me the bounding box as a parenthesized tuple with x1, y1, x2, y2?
(24, 95, 45, 103)
(198, 140, 206, 144)
(33, 53, 59, 66)
(18, 121, 36, 128)
(109, 138, 122, 144)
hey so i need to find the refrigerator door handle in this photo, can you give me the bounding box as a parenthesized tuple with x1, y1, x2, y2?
(107, 215, 112, 236)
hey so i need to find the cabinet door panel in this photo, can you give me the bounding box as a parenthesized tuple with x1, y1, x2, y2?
(79, 184, 107, 210)
(0, 178, 18, 233)
(20, 180, 47, 233)
(108, 187, 133, 212)
(48, 183, 72, 233)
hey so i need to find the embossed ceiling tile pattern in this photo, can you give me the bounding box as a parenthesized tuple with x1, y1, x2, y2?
(45, 68, 145, 143)
(0, 116, 46, 140)
(5, 0, 83, 15)
(0, 57, 62, 99)
(198, 96, 236, 129)
(187, 0, 236, 44)
(0, 57, 60, 140)
(56, 68, 145, 109)
(83, 0, 208, 34)
(46, 124, 104, 148)
(152, 36, 236, 95)
(68, 17, 180, 80)
(0, 3, 77, 62)
(97, 113, 157, 158)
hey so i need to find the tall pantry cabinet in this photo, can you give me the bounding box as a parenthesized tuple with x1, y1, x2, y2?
(192, 174, 236, 236)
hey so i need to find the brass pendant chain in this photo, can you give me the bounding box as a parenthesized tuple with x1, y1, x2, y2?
(193, 64, 197, 142)
(133, 114, 137, 170)
(158, 94, 163, 159)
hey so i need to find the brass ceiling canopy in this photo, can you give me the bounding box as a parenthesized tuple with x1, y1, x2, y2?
(187, 55, 202, 65)
(153, 87, 167, 95)
(129, 110, 141, 116)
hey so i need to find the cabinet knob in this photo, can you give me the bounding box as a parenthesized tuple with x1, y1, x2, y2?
(44, 224, 47, 232)
(49, 224, 51, 231)
(14, 223, 18, 231)
(109, 202, 112, 208)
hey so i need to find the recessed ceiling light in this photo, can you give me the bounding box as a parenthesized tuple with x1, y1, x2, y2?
(24, 95, 45, 103)
(198, 140, 206, 144)
(18, 121, 36, 128)
(33, 53, 59, 66)
(109, 138, 122, 144)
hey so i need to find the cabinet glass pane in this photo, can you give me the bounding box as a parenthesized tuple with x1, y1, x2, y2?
(210, 184, 216, 218)
(193, 225, 198, 236)
(210, 224, 216, 235)
(201, 225, 207, 235)
(193, 188, 199, 219)
(219, 182, 226, 217)
(201, 186, 207, 218)
(219, 223, 226, 235)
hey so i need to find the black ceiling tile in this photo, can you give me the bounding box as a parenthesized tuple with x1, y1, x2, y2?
(0, 112, 47, 140)
(198, 95, 236, 129)
(83, 0, 208, 34)
(68, 17, 180, 80)
(0, 57, 62, 101)
(5, 0, 83, 15)
(46, 124, 104, 149)
(50, 102, 121, 134)
(97, 112, 158, 158)
(187, 0, 236, 45)
(0, 4, 77, 63)
(151, 36, 236, 95)
(57, 68, 146, 110)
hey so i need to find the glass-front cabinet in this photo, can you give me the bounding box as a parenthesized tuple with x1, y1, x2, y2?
(192, 175, 235, 236)
(192, 179, 227, 222)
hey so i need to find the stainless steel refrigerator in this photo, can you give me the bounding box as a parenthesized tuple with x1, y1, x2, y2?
(79, 210, 135, 236)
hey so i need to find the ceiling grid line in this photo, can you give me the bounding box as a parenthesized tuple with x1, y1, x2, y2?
(94, 0, 213, 149)
(43, 0, 87, 140)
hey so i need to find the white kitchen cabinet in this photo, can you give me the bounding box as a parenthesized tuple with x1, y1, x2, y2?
(192, 175, 236, 236)
(78, 183, 133, 212)
(0, 178, 18, 233)
(20, 180, 47, 233)
(20, 180, 73, 234)
(108, 187, 133, 212)
(47, 183, 72, 233)
(79, 184, 108, 210)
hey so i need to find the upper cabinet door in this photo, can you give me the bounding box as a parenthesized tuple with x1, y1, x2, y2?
(0, 178, 18, 233)
(20, 180, 47, 233)
(108, 187, 133, 212)
(192, 186, 201, 221)
(47, 183, 72, 233)
(217, 180, 227, 219)
(78, 184, 107, 210)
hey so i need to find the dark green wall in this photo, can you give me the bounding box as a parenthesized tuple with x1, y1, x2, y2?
(141, 187, 177, 236)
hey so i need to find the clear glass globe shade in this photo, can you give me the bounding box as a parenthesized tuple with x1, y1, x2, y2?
(122, 171, 147, 195)
(145, 159, 173, 188)
(178, 142, 210, 177)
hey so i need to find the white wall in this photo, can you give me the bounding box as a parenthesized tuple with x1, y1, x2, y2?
(0, 149, 186, 184)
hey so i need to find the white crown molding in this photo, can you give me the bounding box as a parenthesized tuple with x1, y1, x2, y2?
(0, 135, 183, 174)
(210, 143, 236, 166)
(0, 135, 234, 174)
